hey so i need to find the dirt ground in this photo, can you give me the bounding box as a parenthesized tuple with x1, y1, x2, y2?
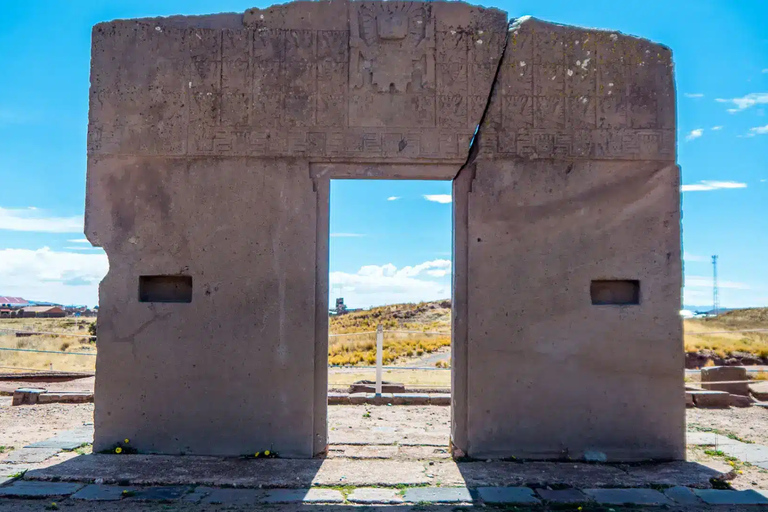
(0, 397, 93, 461)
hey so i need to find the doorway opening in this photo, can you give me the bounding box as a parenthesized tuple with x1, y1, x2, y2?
(325, 177, 454, 457)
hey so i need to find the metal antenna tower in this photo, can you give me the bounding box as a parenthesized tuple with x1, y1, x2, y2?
(712, 255, 719, 316)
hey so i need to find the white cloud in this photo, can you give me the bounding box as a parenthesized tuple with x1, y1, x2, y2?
(330, 259, 451, 308)
(685, 129, 703, 141)
(387, 196, 401, 201)
(685, 275, 751, 290)
(711, 126, 723, 131)
(0, 247, 108, 306)
(423, 194, 452, 204)
(715, 92, 768, 113)
(330, 233, 365, 238)
(64, 246, 101, 251)
(763, 69, 768, 74)
(750, 124, 768, 135)
(68, 238, 90, 243)
(684, 252, 709, 263)
(681, 180, 747, 192)
(0, 207, 83, 233)
(684, 93, 704, 98)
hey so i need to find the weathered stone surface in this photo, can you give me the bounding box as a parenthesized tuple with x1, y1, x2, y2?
(0, 481, 84, 497)
(71, 484, 138, 501)
(201, 488, 265, 504)
(691, 390, 731, 408)
(391, 393, 431, 405)
(350, 381, 405, 394)
(127, 486, 190, 501)
(429, 393, 451, 406)
(702, 366, 749, 396)
(750, 381, 768, 401)
(2, 447, 60, 464)
(664, 486, 702, 505)
(27, 427, 93, 450)
(536, 488, 591, 503)
(477, 486, 540, 504)
(87, 0, 680, 461)
(403, 486, 472, 503)
(583, 488, 671, 505)
(262, 488, 344, 503)
(11, 388, 44, 405)
(37, 392, 93, 404)
(694, 489, 768, 505)
(347, 487, 404, 504)
(730, 393, 753, 407)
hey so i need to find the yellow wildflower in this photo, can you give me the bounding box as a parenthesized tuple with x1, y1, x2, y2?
(264, 450, 271, 456)
(115, 447, 123, 454)
(254, 452, 260, 458)
(124, 439, 130, 444)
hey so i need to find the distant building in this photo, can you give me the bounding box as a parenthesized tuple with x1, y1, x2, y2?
(19, 306, 66, 318)
(0, 308, 21, 318)
(0, 296, 30, 307)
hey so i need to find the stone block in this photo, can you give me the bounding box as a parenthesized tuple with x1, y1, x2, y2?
(349, 380, 405, 393)
(685, 391, 694, 407)
(348, 392, 370, 405)
(27, 427, 93, 450)
(702, 366, 749, 396)
(751, 381, 768, 401)
(11, 388, 45, 406)
(403, 487, 472, 503)
(693, 489, 768, 505)
(327, 393, 349, 405)
(478, 487, 540, 504)
(3, 447, 60, 464)
(72, 484, 138, 501)
(0, 481, 84, 497)
(391, 393, 430, 405)
(262, 488, 344, 503)
(730, 393, 753, 408)
(201, 488, 265, 504)
(583, 488, 671, 506)
(127, 486, 190, 501)
(348, 487, 404, 504)
(370, 393, 395, 405)
(690, 390, 731, 408)
(536, 488, 591, 503)
(429, 393, 451, 406)
(663, 486, 701, 505)
(38, 392, 94, 404)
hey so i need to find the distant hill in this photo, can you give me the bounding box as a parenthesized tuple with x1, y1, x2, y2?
(329, 300, 451, 334)
(696, 307, 768, 330)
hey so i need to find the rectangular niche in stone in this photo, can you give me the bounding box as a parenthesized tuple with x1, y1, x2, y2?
(139, 276, 193, 303)
(590, 280, 640, 306)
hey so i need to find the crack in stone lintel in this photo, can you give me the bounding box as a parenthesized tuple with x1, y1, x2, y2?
(454, 19, 513, 181)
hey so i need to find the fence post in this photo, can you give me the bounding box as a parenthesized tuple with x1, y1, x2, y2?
(375, 324, 383, 396)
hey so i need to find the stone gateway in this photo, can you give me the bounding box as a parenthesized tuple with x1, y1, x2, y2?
(86, 1, 683, 460)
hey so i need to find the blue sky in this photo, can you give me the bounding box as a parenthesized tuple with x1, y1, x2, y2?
(0, 0, 765, 308)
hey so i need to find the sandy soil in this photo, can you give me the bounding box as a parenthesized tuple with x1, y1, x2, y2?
(687, 406, 768, 444)
(0, 398, 93, 461)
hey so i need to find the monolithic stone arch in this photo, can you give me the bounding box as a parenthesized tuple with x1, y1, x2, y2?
(86, 1, 683, 460)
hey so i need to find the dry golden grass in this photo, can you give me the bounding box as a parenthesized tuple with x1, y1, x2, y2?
(328, 301, 451, 366)
(0, 318, 96, 373)
(684, 308, 768, 358)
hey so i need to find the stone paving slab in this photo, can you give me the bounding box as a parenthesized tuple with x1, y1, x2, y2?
(618, 460, 724, 487)
(71, 484, 137, 501)
(0, 481, 84, 497)
(686, 432, 743, 446)
(2, 448, 60, 464)
(347, 487, 404, 504)
(584, 488, 671, 506)
(26, 427, 93, 450)
(182, 486, 213, 503)
(536, 488, 591, 503)
(476, 486, 539, 504)
(263, 488, 344, 503)
(694, 488, 768, 505)
(664, 485, 702, 505)
(403, 487, 472, 503)
(721, 443, 768, 463)
(200, 488, 265, 504)
(126, 485, 190, 501)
